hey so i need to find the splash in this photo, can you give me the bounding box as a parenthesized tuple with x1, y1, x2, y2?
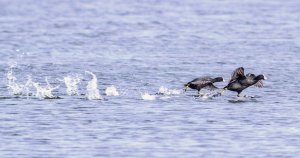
(64, 75, 81, 96)
(32, 78, 59, 99)
(7, 70, 23, 95)
(105, 85, 119, 96)
(23, 76, 34, 97)
(85, 71, 102, 100)
(141, 92, 156, 100)
(158, 86, 181, 95)
(201, 94, 209, 99)
(6, 62, 34, 97)
(6, 63, 25, 95)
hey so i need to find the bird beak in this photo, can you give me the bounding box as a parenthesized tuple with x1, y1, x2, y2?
(223, 79, 225, 82)
(263, 74, 267, 80)
(184, 86, 188, 91)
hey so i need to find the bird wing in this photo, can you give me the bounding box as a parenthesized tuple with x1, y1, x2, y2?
(190, 79, 211, 85)
(254, 80, 264, 88)
(246, 73, 255, 78)
(189, 77, 212, 84)
(204, 83, 219, 91)
(246, 73, 263, 88)
(229, 67, 245, 83)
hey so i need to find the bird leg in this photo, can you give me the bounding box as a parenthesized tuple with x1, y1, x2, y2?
(198, 90, 204, 96)
(220, 88, 227, 95)
(241, 94, 255, 98)
(237, 93, 246, 98)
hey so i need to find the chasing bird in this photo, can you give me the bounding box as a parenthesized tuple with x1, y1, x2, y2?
(185, 76, 224, 95)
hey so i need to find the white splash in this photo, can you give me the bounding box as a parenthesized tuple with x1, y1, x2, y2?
(23, 76, 34, 97)
(158, 86, 181, 95)
(64, 75, 81, 96)
(202, 94, 209, 99)
(105, 85, 119, 96)
(85, 71, 102, 100)
(141, 92, 156, 100)
(6, 62, 35, 97)
(7, 70, 23, 95)
(6, 62, 30, 95)
(32, 78, 59, 99)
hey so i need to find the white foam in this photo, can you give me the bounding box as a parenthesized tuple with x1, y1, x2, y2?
(202, 95, 209, 99)
(7, 72, 23, 95)
(24, 76, 34, 97)
(6, 65, 25, 95)
(158, 86, 181, 95)
(64, 75, 81, 96)
(141, 92, 156, 100)
(85, 71, 102, 100)
(32, 78, 59, 99)
(105, 85, 119, 96)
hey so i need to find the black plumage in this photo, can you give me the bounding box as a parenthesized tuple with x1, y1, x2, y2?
(222, 67, 267, 97)
(185, 76, 224, 94)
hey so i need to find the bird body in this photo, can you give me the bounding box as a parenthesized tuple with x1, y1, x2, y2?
(185, 76, 224, 94)
(223, 67, 266, 97)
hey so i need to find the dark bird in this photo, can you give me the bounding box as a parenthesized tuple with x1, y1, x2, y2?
(221, 67, 267, 97)
(185, 76, 224, 95)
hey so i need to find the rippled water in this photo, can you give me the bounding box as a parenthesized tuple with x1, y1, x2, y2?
(1, 0, 300, 157)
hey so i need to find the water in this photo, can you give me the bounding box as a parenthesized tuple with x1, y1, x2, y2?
(64, 74, 81, 96)
(0, 0, 300, 157)
(105, 85, 119, 96)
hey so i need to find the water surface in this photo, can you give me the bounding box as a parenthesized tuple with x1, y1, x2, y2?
(0, 0, 300, 157)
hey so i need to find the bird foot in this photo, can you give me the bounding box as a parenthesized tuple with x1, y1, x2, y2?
(198, 93, 205, 97)
(220, 89, 226, 95)
(212, 93, 221, 97)
(237, 94, 246, 98)
(237, 94, 255, 98)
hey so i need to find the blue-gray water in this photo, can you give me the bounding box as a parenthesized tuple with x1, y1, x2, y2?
(1, 0, 300, 157)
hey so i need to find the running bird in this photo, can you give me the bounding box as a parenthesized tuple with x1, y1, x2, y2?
(221, 67, 267, 97)
(185, 77, 224, 95)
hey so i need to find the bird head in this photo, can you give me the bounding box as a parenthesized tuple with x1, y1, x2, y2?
(263, 74, 267, 80)
(255, 74, 267, 80)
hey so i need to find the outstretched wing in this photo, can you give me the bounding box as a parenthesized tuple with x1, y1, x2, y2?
(229, 67, 245, 83)
(246, 73, 263, 88)
(254, 80, 264, 88)
(246, 73, 255, 78)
